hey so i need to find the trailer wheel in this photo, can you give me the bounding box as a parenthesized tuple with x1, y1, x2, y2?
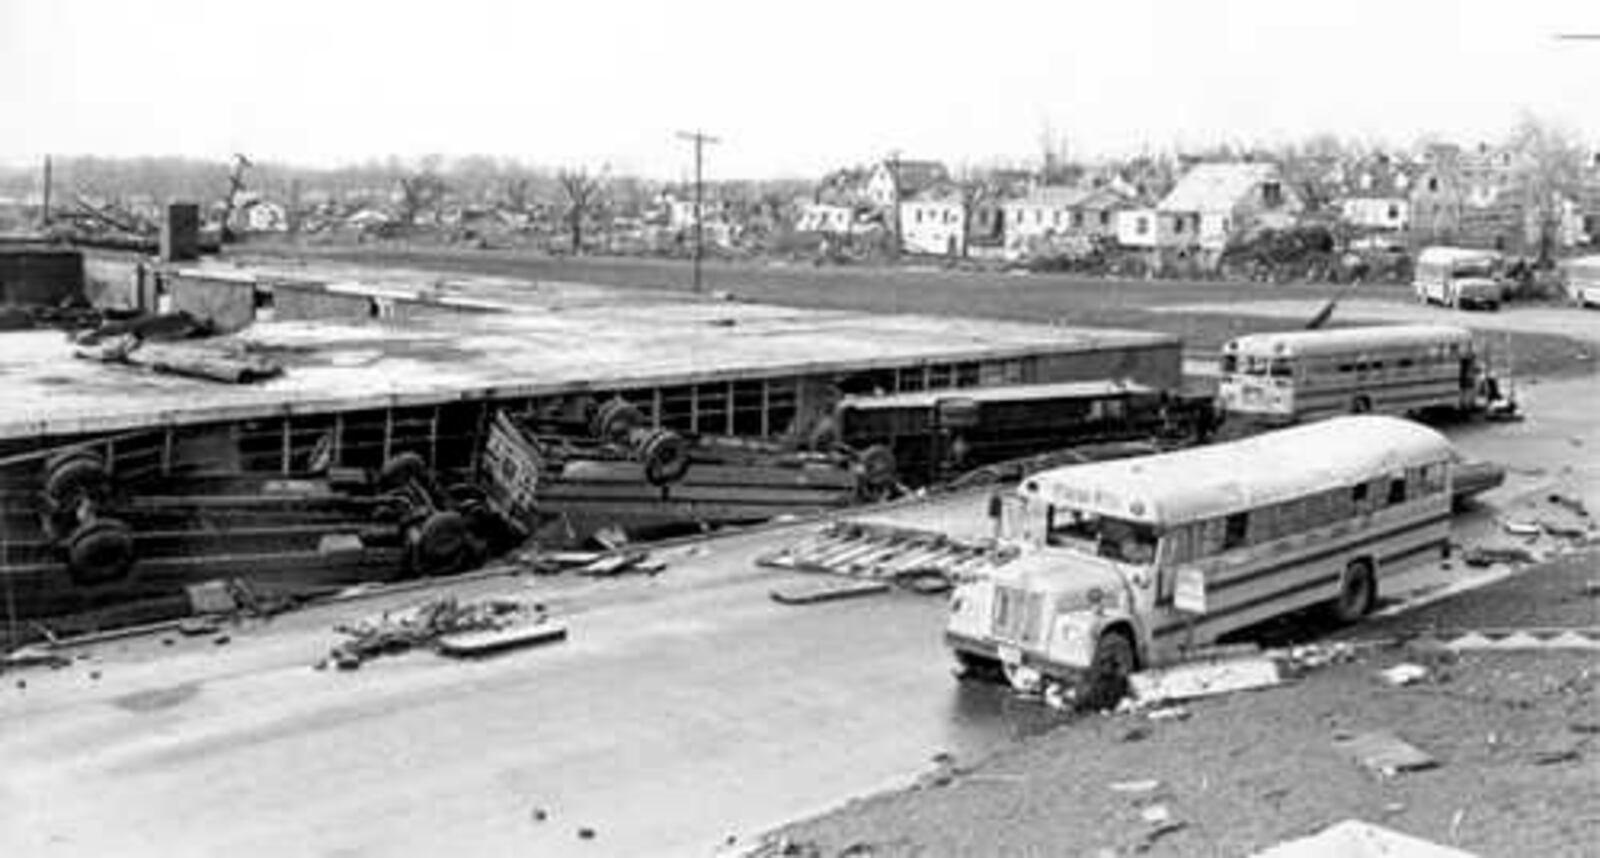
(377, 452, 428, 492)
(66, 517, 136, 586)
(411, 511, 469, 575)
(44, 451, 111, 512)
(592, 398, 645, 441)
(855, 445, 897, 498)
(640, 429, 691, 486)
(1078, 629, 1136, 712)
(1332, 559, 1377, 623)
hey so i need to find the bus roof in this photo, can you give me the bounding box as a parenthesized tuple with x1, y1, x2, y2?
(1416, 246, 1502, 266)
(1022, 416, 1453, 526)
(1222, 324, 1473, 358)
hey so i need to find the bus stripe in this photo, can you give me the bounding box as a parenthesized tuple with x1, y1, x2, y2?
(1207, 512, 1450, 594)
(1153, 527, 1450, 639)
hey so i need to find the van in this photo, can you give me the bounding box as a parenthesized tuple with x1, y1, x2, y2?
(1412, 247, 1504, 310)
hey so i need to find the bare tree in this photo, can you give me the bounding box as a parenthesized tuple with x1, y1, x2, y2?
(397, 168, 449, 227)
(1507, 113, 1587, 263)
(502, 176, 533, 213)
(557, 167, 606, 254)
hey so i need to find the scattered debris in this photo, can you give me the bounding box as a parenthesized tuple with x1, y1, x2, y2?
(1128, 656, 1282, 705)
(326, 596, 558, 668)
(1460, 545, 1536, 568)
(1502, 520, 1541, 537)
(1251, 820, 1479, 858)
(1109, 779, 1163, 794)
(1140, 804, 1173, 826)
(577, 550, 656, 577)
(577, 827, 596, 840)
(1, 645, 71, 670)
(1528, 747, 1580, 765)
(177, 616, 222, 637)
(770, 579, 892, 605)
(757, 520, 1017, 586)
(186, 580, 238, 615)
(1549, 493, 1590, 518)
(1379, 663, 1430, 686)
(1283, 642, 1358, 670)
(1146, 705, 1192, 721)
(1332, 730, 1438, 777)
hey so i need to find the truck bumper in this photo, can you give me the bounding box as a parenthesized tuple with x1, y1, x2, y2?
(945, 631, 1086, 682)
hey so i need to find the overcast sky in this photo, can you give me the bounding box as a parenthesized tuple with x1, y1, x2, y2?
(2, 0, 1596, 178)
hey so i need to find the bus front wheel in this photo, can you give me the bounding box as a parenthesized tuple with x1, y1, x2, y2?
(1078, 630, 1136, 712)
(1332, 559, 1377, 623)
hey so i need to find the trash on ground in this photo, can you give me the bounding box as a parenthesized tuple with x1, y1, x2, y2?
(1109, 779, 1163, 794)
(327, 595, 557, 667)
(1140, 804, 1173, 825)
(1, 645, 71, 670)
(1460, 545, 1536, 567)
(1379, 663, 1430, 686)
(1332, 730, 1439, 777)
(1129, 656, 1282, 705)
(756, 520, 1018, 585)
(770, 578, 892, 605)
(1251, 819, 1479, 858)
(1501, 520, 1541, 537)
(1548, 493, 1590, 518)
(177, 616, 223, 636)
(1528, 746, 1581, 765)
(1146, 705, 1192, 721)
(186, 580, 238, 615)
(1284, 642, 1358, 670)
(577, 549, 656, 577)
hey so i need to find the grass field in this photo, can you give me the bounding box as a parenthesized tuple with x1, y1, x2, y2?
(249, 243, 1599, 380)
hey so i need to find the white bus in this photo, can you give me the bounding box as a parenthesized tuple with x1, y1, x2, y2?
(1216, 325, 1500, 424)
(945, 416, 1455, 708)
(1412, 246, 1505, 310)
(1560, 255, 1600, 309)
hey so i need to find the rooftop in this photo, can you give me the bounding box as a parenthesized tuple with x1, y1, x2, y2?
(0, 262, 1175, 439)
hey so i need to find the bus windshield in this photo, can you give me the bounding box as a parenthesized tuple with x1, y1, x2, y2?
(1223, 355, 1293, 378)
(1046, 507, 1159, 564)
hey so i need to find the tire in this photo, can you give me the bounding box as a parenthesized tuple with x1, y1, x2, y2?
(377, 452, 429, 493)
(66, 518, 136, 586)
(639, 429, 691, 486)
(592, 398, 645, 441)
(855, 445, 897, 497)
(952, 650, 1003, 682)
(1332, 559, 1377, 623)
(1078, 630, 1137, 712)
(410, 510, 469, 575)
(44, 452, 111, 512)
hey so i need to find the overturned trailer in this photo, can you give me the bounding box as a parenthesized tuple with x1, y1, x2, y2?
(0, 262, 1191, 626)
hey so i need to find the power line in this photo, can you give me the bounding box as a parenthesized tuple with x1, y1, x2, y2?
(675, 130, 721, 293)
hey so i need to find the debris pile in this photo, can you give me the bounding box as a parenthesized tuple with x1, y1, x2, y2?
(322, 596, 561, 669)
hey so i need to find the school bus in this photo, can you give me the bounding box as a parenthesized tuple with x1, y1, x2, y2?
(1216, 324, 1506, 424)
(944, 416, 1455, 709)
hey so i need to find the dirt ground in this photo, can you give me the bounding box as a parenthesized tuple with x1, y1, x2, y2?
(767, 552, 1600, 858)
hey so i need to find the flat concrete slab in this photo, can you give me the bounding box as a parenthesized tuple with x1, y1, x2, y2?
(0, 263, 1174, 438)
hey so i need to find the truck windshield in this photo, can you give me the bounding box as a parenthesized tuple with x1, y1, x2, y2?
(1046, 507, 1159, 564)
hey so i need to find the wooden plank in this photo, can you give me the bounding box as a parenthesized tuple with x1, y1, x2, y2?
(770, 579, 892, 605)
(436, 621, 568, 657)
(1332, 730, 1438, 777)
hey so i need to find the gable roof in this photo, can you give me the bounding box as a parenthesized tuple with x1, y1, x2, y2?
(1158, 162, 1281, 212)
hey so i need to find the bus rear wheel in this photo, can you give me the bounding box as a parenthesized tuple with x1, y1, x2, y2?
(1078, 630, 1136, 712)
(1332, 559, 1377, 623)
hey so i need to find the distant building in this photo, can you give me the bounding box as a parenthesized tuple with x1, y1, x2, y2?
(898, 185, 966, 256)
(1004, 185, 1133, 252)
(867, 160, 951, 209)
(1340, 196, 1409, 231)
(795, 202, 856, 235)
(1158, 162, 1303, 253)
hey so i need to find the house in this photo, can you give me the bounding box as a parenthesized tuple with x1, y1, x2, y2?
(1004, 185, 1134, 253)
(795, 202, 856, 235)
(1114, 208, 1193, 249)
(1157, 162, 1303, 255)
(1409, 166, 1465, 243)
(1340, 196, 1409, 231)
(866, 160, 950, 209)
(898, 184, 966, 256)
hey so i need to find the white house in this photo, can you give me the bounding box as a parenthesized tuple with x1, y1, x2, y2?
(1340, 196, 1409, 231)
(866, 160, 951, 209)
(1157, 162, 1303, 252)
(796, 202, 856, 235)
(1004, 185, 1133, 252)
(898, 187, 966, 256)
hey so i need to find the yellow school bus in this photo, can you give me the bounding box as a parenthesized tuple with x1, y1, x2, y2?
(944, 416, 1454, 708)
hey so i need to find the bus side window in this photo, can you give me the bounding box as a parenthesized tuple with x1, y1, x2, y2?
(1351, 482, 1369, 512)
(1223, 513, 1249, 550)
(1387, 475, 1407, 506)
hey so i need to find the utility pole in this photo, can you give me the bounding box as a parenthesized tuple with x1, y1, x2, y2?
(676, 129, 721, 293)
(886, 149, 903, 260)
(40, 155, 52, 228)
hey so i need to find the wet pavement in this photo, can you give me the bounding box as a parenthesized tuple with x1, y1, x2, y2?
(2, 377, 1593, 858)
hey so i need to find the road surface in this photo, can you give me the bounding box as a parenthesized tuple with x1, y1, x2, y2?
(2, 372, 1594, 858)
